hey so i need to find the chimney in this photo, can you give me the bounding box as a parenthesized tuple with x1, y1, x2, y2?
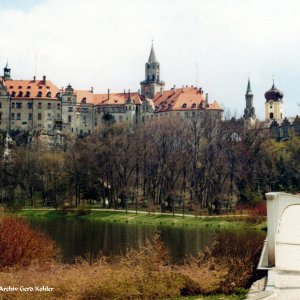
(160, 88, 163, 95)
(205, 93, 209, 107)
(138, 89, 140, 95)
(173, 85, 176, 92)
(90, 86, 93, 93)
(124, 89, 126, 97)
(33, 76, 36, 82)
(43, 75, 46, 83)
(108, 89, 110, 99)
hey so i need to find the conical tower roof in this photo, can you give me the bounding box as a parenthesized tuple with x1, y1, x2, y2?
(148, 44, 157, 63)
(246, 78, 253, 95)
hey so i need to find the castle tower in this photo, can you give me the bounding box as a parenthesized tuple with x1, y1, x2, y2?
(264, 80, 284, 121)
(3, 63, 11, 80)
(243, 78, 256, 120)
(140, 44, 165, 99)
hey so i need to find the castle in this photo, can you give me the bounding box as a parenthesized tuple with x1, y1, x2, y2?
(0, 45, 222, 137)
(243, 78, 300, 140)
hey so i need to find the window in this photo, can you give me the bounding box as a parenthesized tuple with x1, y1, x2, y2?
(0, 112, 2, 120)
(37, 91, 42, 97)
(119, 116, 123, 122)
(11, 91, 16, 97)
(270, 112, 274, 119)
(18, 91, 23, 97)
(47, 124, 52, 129)
(68, 115, 72, 123)
(191, 103, 196, 109)
(57, 103, 61, 109)
(28, 113, 33, 120)
(57, 114, 61, 119)
(0, 102, 1, 108)
(25, 91, 30, 97)
(38, 124, 41, 127)
(11, 113, 15, 120)
(68, 97, 71, 102)
(27, 102, 33, 109)
(47, 113, 51, 120)
(38, 113, 42, 120)
(46, 92, 51, 98)
(47, 103, 51, 109)
(12, 102, 15, 109)
(68, 107, 73, 112)
(38, 102, 42, 109)
(17, 113, 21, 120)
(16, 102, 22, 109)
(182, 103, 187, 108)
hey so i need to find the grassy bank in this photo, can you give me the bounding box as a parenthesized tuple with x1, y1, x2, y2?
(14, 208, 267, 230)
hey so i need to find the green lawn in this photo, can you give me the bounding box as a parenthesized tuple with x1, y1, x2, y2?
(13, 208, 266, 231)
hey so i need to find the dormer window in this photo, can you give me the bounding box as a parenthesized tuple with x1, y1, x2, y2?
(11, 91, 16, 97)
(191, 103, 196, 109)
(18, 86, 22, 89)
(168, 104, 172, 109)
(46, 92, 51, 98)
(38, 86, 42, 89)
(18, 91, 23, 97)
(182, 103, 187, 108)
(37, 91, 42, 97)
(25, 91, 30, 97)
(56, 93, 61, 98)
(27, 86, 31, 89)
(82, 97, 86, 104)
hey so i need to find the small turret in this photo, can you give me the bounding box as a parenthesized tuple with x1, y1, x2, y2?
(3, 63, 11, 80)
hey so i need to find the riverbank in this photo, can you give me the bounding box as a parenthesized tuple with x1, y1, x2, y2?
(13, 208, 267, 230)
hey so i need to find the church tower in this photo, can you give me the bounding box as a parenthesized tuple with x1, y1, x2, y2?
(140, 44, 165, 99)
(264, 80, 284, 121)
(243, 78, 256, 120)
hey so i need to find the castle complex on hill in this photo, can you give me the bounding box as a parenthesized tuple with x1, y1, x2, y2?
(0, 45, 222, 137)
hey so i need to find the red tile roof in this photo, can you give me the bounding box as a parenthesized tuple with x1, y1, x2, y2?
(5, 79, 60, 100)
(93, 92, 143, 106)
(153, 87, 222, 112)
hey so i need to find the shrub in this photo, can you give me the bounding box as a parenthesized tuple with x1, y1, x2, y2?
(0, 216, 58, 269)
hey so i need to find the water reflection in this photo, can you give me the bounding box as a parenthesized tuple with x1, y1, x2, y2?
(27, 218, 265, 263)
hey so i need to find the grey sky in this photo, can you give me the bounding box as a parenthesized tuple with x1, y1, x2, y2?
(0, 0, 299, 119)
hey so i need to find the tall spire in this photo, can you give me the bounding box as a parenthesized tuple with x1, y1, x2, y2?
(246, 77, 252, 95)
(148, 42, 157, 63)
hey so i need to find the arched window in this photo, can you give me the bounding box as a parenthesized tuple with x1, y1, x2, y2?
(152, 75, 155, 81)
(191, 103, 196, 109)
(46, 92, 51, 98)
(82, 97, 86, 104)
(56, 93, 61, 98)
(25, 91, 30, 97)
(182, 103, 187, 108)
(18, 91, 23, 97)
(11, 91, 16, 97)
(37, 91, 42, 97)
(270, 112, 274, 119)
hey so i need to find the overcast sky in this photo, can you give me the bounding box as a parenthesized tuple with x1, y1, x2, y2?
(0, 0, 300, 119)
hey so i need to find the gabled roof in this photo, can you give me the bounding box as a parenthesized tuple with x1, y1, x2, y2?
(75, 90, 94, 104)
(93, 92, 143, 106)
(5, 78, 60, 100)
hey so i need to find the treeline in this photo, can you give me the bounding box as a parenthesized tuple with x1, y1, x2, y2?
(0, 113, 299, 213)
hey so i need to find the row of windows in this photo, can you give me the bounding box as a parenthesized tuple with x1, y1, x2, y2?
(10, 91, 60, 98)
(10, 102, 61, 109)
(11, 113, 60, 120)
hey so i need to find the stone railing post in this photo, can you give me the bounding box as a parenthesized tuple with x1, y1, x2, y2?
(266, 192, 277, 267)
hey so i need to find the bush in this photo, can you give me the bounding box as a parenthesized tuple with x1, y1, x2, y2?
(0, 216, 58, 269)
